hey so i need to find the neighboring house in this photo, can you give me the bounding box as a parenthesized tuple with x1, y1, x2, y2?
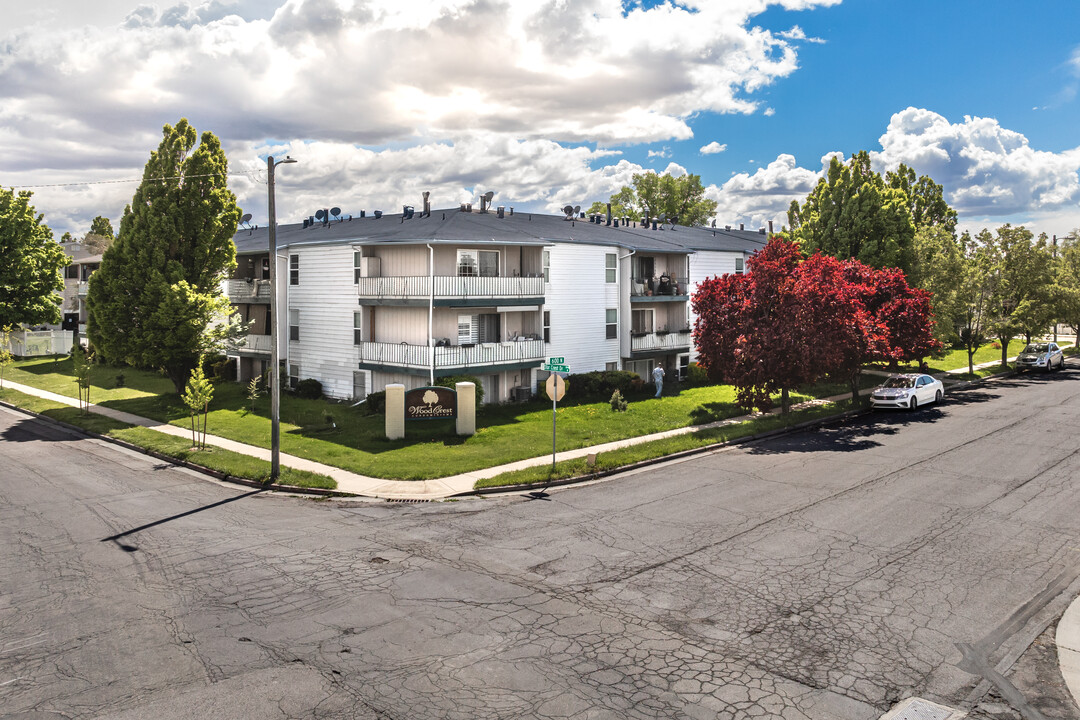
(226, 202, 768, 403)
(60, 242, 102, 339)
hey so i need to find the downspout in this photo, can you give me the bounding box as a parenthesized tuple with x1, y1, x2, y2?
(427, 244, 435, 385)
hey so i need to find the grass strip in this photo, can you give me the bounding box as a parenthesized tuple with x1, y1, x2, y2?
(475, 399, 861, 489)
(0, 387, 336, 490)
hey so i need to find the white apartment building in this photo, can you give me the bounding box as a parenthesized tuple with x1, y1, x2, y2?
(226, 203, 768, 403)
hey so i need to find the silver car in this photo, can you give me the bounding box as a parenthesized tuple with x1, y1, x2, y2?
(1014, 342, 1064, 372)
(870, 373, 944, 410)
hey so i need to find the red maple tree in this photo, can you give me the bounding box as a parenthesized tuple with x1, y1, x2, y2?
(693, 237, 940, 412)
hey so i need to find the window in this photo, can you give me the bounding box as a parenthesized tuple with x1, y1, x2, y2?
(543, 311, 550, 344)
(289, 254, 299, 285)
(632, 309, 654, 334)
(65, 265, 79, 280)
(605, 253, 617, 283)
(542, 250, 551, 282)
(478, 313, 500, 343)
(605, 308, 617, 340)
(457, 249, 499, 277)
(354, 252, 363, 283)
(288, 309, 299, 342)
(353, 311, 363, 345)
(734, 257, 744, 275)
(288, 364, 299, 389)
(458, 314, 478, 345)
(606, 362, 619, 372)
(352, 371, 368, 401)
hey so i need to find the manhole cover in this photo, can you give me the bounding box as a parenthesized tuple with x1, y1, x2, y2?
(879, 697, 965, 720)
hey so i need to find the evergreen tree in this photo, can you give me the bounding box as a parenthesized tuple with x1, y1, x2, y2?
(0, 188, 68, 328)
(87, 119, 240, 392)
(89, 216, 114, 239)
(590, 172, 717, 226)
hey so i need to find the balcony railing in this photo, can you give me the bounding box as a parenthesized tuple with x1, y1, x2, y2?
(631, 329, 692, 352)
(226, 333, 272, 354)
(227, 279, 272, 303)
(356, 275, 544, 301)
(77, 281, 89, 296)
(630, 276, 689, 297)
(359, 339, 545, 370)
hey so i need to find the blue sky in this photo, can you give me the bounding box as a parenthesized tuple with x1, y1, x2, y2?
(2, 0, 1078, 237)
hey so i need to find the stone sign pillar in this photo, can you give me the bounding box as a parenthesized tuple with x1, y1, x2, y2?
(385, 384, 405, 440)
(456, 382, 476, 436)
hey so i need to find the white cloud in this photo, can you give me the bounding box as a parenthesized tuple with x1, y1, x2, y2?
(705, 153, 822, 229)
(647, 147, 672, 159)
(700, 141, 727, 155)
(871, 107, 1080, 216)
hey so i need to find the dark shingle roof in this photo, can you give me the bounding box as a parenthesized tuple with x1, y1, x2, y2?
(233, 208, 769, 255)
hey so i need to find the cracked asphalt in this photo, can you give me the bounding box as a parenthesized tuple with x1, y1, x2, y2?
(2, 368, 1080, 720)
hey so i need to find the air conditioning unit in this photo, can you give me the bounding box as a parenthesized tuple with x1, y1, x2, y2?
(512, 386, 532, 402)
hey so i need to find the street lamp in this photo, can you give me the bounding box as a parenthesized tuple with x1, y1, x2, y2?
(267, 155, 296, 482)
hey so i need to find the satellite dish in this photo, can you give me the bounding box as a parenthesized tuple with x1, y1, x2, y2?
(330, 207, 341, 217)
(562, 205, 574, 216)
(240, 213, 252, 225)
(573, 206, 581, 214)
(482, 191, 494, 203)
(315, 209, 326, 221)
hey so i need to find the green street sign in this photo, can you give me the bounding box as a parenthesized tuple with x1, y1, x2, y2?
(542, 363, 570, 373)
(547, 356, 565, 364)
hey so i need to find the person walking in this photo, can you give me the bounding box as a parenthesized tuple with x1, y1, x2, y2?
(652, 363, 665, 398)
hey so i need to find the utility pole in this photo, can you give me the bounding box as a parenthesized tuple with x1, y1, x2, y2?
(267, 155, 296, 482)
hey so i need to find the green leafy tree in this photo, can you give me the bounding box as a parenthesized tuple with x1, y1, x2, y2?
(985, 224, 1056, 366)
(71, 344, 94, 413)
(954, 231, 998, 375)
(0, 188, 68, 328)
(592, 172, 717, 227)
(87, 119, 241, 392)
(181, 362, 213, 449)
(910, 225, 965, 345)
(885, 164, 958, 234)
(1056, 230, 1080, 341)
(787, 151, 916, 275)
(0, 325, 13, 388)
(89, 216, 114, 239)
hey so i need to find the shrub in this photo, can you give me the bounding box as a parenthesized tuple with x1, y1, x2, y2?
(609, 389, 628, 412)
(435, 374, 485, 405)
(203, 354, 234, 380)
(990, 341, 1002, 350)
(295, 378, 323, 399)
(114, 372, 126, 388)
(561, 370, 638, 401)
(364, 390, 386, 415)
(686, 361, 710, 387)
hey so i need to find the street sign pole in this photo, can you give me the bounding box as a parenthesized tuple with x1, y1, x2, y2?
(552, 386, 557, 471)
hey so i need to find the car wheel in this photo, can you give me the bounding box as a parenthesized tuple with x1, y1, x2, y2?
(935, 390, 942, 403)
(910, 396, 918, 410)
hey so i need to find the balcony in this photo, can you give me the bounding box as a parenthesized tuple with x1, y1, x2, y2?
(227, 279, 272, 304)
(630, 276, 689, 301)
(356, 276, 545, 307)
(77, 281, 89, 297)
(358, 339, 545, 373)
(630, 329, 692, 353)
(226, 333, 272, 356)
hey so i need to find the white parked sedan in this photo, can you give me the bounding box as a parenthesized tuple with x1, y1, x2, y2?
(869, 373, 944, 410)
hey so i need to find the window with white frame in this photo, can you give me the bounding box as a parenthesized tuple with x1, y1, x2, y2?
(605, 253, 617, 283)
(542, 250, 551, 282)
(288, 364, 299, 389)
(288, 309, 299, 342)
(353, 311, 363, 345)
(352, 371, 368, 400)
(605, 308, 617, 339)
(353, 252, 363, 283)
(626, 359, 654, 379)
(457, 249, 499, 277)
(289, 254, 299, 285)
(458, 314, 478, 345)
(735, 257, 744, 275)
(606, 361, 619, 371)
(632, 308, 654, 334)
(543, 310, 550, 343)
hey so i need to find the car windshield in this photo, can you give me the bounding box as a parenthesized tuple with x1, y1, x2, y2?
(1023, 343, 1049, 353)
(881, 376, 916, 389)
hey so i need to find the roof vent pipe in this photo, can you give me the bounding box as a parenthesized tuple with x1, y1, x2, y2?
(739, 223, 744, 231)
(497, 206, 505, 218)
(359, 210, 365, 218)
(309, 215, 315, 227)
(374, 210, 383, 219)
(606, 203, 612, 226)
(303, 219, 309, 229)
(725, 225, 730, 230)
(768, 220, 773, 234)
(759, 228, 766, 234)
(423, 191, 431, 217)
(509, 207, 514, 215)
(651, 220, 658, 230)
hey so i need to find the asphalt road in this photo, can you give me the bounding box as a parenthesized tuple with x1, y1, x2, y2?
(2, 367, 1080, 720)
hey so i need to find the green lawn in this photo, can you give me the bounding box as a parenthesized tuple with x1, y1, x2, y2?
(0, 385, 336, 489)
(5, 356, 876, 480)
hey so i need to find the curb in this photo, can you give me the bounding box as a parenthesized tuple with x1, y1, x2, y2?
(0, 398, 348, 498)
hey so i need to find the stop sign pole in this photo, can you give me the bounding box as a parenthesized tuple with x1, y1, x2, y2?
(542, 357, 568, 473)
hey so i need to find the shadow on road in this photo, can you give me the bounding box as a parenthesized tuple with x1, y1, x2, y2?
(100, 488, 267, 551)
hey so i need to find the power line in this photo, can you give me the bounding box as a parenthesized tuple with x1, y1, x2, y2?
(7, 171, 263, 190)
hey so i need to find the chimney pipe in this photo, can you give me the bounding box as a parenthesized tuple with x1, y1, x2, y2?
(497, 206, 505, 219)
(768, 220, 773, 234)
(423, 191, 430, 217)
(651, 220, 658, 230)
(739, 223, 744, 231)
(606, 203, 612, 226)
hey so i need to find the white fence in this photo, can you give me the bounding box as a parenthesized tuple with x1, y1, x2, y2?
(3, 330, 75, 357)
(630, 330, 693, 352)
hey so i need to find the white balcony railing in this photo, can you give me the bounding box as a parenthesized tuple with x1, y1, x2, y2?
(630, 330, 693, 352)
(227, 279, 272, 303)
(356, 275, 545, 301)
(226, 334, 272, 354)
(359, 339, 545, 370)
(77, 281, 89, 296)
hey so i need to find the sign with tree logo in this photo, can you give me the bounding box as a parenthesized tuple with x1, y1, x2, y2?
(405, 386, 457, 420)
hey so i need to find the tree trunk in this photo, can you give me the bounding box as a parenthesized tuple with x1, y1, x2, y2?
(780, 388, 790, 415)
(849, 371, 860, 403)
(1000, 337, 1010, 368)
(967, 347, 975, 376)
